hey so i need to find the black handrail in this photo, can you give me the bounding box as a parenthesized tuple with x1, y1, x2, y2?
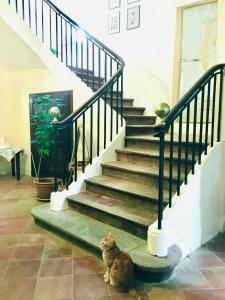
(8, 0, 125, 188)
(156, 63, 225, 229)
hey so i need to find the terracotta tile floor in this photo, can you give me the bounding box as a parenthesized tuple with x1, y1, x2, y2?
(0, 175, 225, 300)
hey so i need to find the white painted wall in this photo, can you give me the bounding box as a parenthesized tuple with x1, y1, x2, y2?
(149, 142, 225, 257)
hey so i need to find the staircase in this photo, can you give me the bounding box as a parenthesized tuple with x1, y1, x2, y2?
(6, 0, 224, 283)
(32, 90, 181, 281)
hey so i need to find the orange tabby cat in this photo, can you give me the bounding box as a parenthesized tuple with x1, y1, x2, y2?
(100, 232, 134, 292)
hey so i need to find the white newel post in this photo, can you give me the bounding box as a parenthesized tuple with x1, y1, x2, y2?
(147, 224, 168, 257)
(50, 191, 68, 211)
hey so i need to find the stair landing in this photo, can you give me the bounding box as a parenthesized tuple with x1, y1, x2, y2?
(32, 204, 182, 282)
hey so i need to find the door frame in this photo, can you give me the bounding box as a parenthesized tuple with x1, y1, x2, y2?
(172, 0, 218, 107)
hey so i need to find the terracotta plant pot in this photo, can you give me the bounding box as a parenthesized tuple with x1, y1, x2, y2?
(33, 177, 57, 201)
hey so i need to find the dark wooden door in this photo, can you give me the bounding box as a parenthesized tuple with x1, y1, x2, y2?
(29, 90, 73, 180)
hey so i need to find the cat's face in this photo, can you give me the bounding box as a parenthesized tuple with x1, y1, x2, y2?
(100, 233, 116, 251)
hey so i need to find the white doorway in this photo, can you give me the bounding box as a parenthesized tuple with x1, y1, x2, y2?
(179, 2, 218, 98)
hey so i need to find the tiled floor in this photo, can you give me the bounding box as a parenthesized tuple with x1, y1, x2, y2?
(0, 175, 225, 300)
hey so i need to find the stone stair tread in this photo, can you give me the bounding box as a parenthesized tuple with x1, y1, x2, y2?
(102, 161, 160, 177)
(31, 204, 181, 281)
(117, 147, 193, 161)
(126, 125, 155, 128)
(86, 175, 165, 203)
(126, 135, 201, 145)
(114, 106, 145, 110)
(68, 191, 157, 227)
(124, 115, 156, 119)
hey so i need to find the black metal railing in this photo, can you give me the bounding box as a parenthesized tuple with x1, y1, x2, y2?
(154, 64, 225, 229)
(8, 0, 124, 188)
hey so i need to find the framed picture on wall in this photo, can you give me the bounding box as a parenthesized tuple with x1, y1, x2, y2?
(109, 0, 121, 10)
(108, 11, 120, 34)
(127, 6, 140, 30)
(127, 0, 140, 3)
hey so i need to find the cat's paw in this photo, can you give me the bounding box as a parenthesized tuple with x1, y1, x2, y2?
(104, 277, 110, 283)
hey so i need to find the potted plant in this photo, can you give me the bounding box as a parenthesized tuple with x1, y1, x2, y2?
(30, 94, 64, 201)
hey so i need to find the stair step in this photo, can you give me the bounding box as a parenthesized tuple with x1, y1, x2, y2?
(114, 106, 145, 116)
(80, 76, 105, 85)
(125, 135, 201, 152)
(116, 147, 193, 173)
(106, 98, 134, 107)
(126, 125, 156, 136)
(124, 115, 156, 125)
(85, 175, 168, 206)
(67, 66, 94, 77)
(31, 204, 182, 282)
(68, 191, 157, 238)
(102, 161, 178, 189)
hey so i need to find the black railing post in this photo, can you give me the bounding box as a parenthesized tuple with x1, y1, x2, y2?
(53, 127, 58, 192)
(217, 69, 224, 142)
(158, 127, 165, 230)
(169, 123, 174, 207)
(121, 72, 124, 126)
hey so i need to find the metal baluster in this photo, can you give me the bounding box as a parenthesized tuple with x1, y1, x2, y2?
(15, 0, 18, 12)
(90, 106, 93, 164)
(55, 13, 58, 58)
(35, 0, 37, 35)
(211, 74, 217, 147)
(97, 98, 100, 156)
(205, 80, 211, 154)
(98, 48, 101, 89)
(81, 40, 84, 80)
(121, 72, 124, 126)
(169, 122, 174, 207)
(116, 64, 119, 134)
(192, 95, 198, 174)
(110, 84, 113, 141)
(41, 0, 44, 42)
(8, 0, 11, 5)
(217, 70, 224, 142)
(158, 129, 165, 230)
(105, 53, 107, 83)
(110, 59, 113, 140)
(22, 0, 25, 20)
(60, 17, 63, 62)
(65, 22, 68, 66)
(75, 30, 78, 69)
(104, 92, 107, 149)
(92, 43, 95, 90)
(177, 113, 182, 196)
(28, 0, 31, 27)
(86, 39, 89, 86)
(53, 127, 58, 192)
(74, 120, 78, 181)
(198, 87, 205, 164)
(82, 113, 85, 173)
(49, 8, 52, 50)
(185, 104, 190, 184)
(70, 25, 73, 67)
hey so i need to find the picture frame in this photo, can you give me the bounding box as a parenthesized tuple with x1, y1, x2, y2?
(109, 0, 121, 10)
(127, 0, 140, 4)
(108, 11, 120, 34)
(127, 5, 140, 30)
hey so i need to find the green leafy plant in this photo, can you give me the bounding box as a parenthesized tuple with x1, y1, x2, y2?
(30, 94, 64, 181)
